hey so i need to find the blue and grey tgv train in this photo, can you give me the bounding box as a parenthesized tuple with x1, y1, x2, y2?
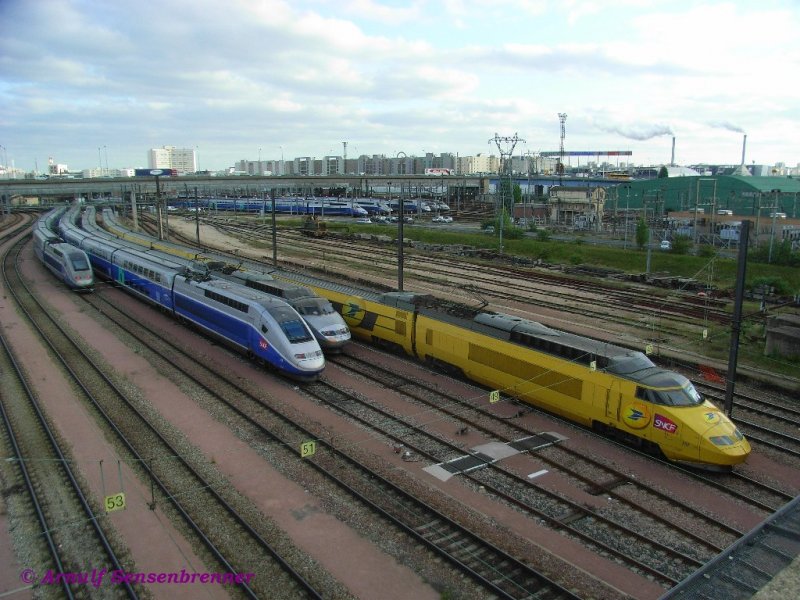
(32, 208, 94, 290)
(70, 205, 350, 353)
(59, 211, 324, 380)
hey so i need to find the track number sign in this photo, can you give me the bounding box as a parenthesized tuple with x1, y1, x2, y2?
(645, 343, 654, 355)
(104, 492, 126, 513)
(489, 390, 500, 404)
(300, 441, 316, 458)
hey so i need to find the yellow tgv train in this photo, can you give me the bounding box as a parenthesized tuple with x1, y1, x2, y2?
(301, 288, 750, 470)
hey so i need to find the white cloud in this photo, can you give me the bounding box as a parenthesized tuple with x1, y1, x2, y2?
(0, 0, 798, 169)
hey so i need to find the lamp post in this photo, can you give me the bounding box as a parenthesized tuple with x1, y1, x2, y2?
(392, 181, 404, 291)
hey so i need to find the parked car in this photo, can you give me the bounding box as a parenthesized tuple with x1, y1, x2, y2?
(354, 217, 372, 224)
(442, 215, 453, 223)
(660, 240, 672, 251)
(432, 215, 445, 223)
(403, 216, 414, 224)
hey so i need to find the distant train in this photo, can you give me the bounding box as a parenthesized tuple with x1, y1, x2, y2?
(32, 207, 94, 290)
(58, 206, 324, 380)
(86, 205, 751, 469)
(82, 207, 350, 353)
(173, 197, 368, 217)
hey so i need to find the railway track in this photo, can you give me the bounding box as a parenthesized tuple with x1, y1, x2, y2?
(1, 239, 138, 599)
(78, 275, 585, 599)
(693, 381, 800, 461)
(195, 214, 733, 326)
(336, 346, 797, 512)
(5, 236, 323, 599)
(304, 367, 727, 588)
(331, 349, 762, 526)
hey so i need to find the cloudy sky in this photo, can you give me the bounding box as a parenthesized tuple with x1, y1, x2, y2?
(2, 0, 798, 173)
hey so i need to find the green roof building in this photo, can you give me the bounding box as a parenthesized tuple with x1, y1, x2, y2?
(609, 175, 800, 218)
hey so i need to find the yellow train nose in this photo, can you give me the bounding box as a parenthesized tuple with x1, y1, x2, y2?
(700, 428, 751, 466)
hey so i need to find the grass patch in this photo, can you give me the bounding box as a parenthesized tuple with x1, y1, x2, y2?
(326, 223, 800, 293)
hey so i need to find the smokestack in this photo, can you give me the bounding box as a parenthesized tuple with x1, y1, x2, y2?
(671, 137, 675, 166)
(741, 134, 747, 166)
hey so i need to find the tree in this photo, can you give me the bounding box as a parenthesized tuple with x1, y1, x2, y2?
(513, 183, 522, 204)
(657, 165, 669, 178)
(635, 218, 649, 250)
(671, 234, 692, 254)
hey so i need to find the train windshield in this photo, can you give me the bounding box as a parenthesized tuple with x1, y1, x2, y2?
(640, 383, 704, 407)
(280, 319, 314, 344)
(68, 253, 91, 271)
(293, 298, 335, 316)
(266, 305, 315, 343)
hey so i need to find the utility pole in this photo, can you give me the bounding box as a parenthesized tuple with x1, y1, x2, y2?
(194, 186, 200, 244)
(154, 173, 163, 240)
(724, 220, 751, 416)
(270, 188, 277, 267)
(488, 132, 525, 254)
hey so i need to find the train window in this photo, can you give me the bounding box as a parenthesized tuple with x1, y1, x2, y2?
(261, 325, 268, 334)
(204, 289, 248, 313)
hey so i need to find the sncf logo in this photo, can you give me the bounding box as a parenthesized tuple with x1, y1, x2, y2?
(654, 414, 678, 434)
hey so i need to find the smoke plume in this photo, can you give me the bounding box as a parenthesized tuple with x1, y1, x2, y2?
(709, 120, 745, 133)
(599, 124, 674, 141)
